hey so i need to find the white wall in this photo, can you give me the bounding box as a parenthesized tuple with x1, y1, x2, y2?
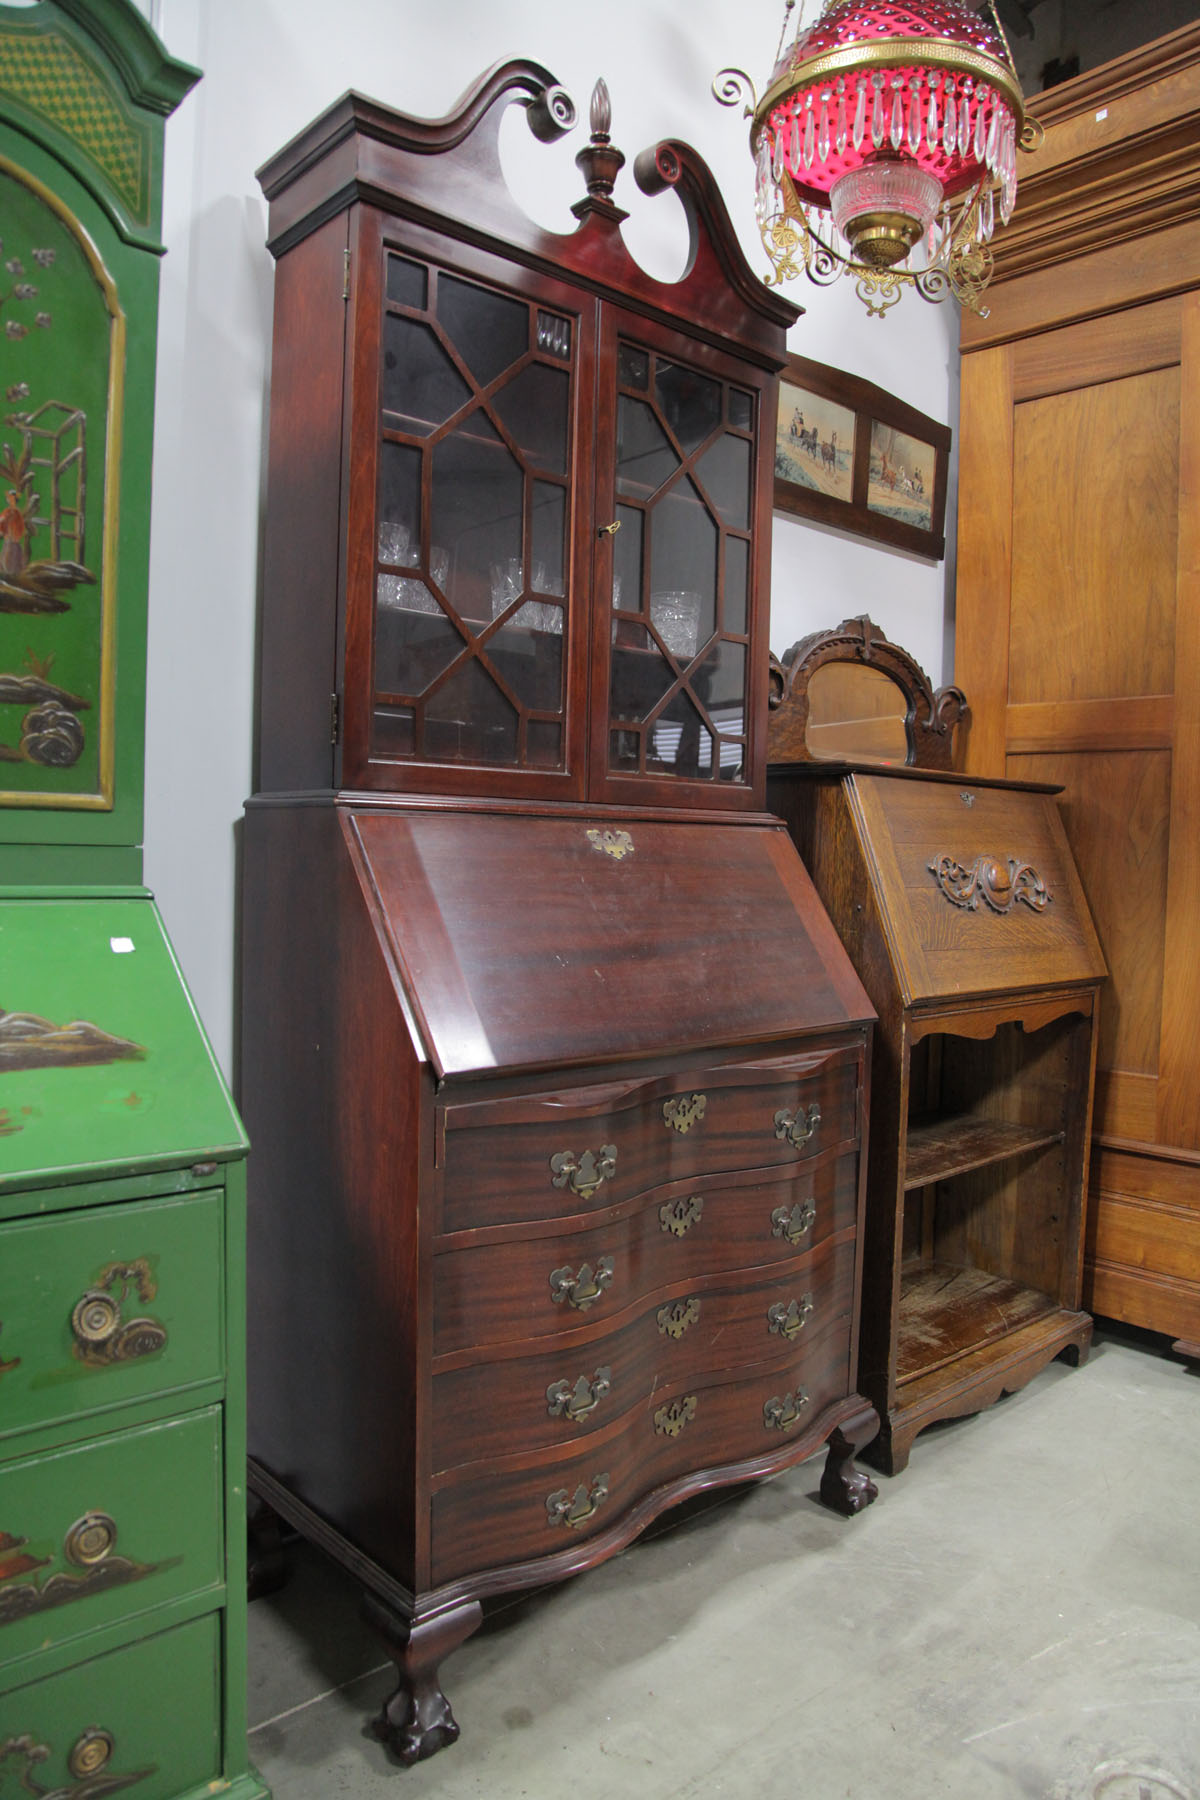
(145, 0, 959, 1075)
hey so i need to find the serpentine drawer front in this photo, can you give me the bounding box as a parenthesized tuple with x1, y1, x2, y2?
(438, 1046, 862, 1233)
(0, 1613, 222, 1800)
(429, 1304, 855, 1584)
(0, 1407, 222, 1676)
(0, 1191, 224, 1443)
(433, 1153, 859, 1356)
(432, 1227, 858, 1471)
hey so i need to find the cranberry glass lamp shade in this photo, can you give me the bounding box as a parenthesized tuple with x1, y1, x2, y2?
(718, 0, 1033, 313)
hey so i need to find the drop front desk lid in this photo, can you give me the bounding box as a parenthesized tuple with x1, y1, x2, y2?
(833, 770, 1107, 1007)
(0, 893, 245, 1194)
(345, 809, 875, 1081)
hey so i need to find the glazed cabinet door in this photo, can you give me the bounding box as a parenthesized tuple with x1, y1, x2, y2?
(339, 209, 597, 798)
(589, 306, 775, 810)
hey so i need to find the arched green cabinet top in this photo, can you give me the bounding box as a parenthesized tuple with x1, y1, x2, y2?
(0, 0, 199, 252)
(0, 0, 197, 873)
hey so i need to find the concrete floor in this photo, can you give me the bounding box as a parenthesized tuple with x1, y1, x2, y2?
(247, 1324, 1200, 1799)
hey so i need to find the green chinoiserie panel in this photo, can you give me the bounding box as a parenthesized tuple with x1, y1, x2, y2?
(0, 156, 121, 809)
(0, 1405, 222, 1675)
(0, 1188, 222, 1442)
(0, 1613, 221, 1797)
(0, 896, 244, 1190)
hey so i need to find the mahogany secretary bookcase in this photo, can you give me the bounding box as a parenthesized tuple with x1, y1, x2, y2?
(241, 64, 880, 1764)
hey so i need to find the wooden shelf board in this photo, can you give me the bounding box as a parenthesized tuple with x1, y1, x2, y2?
(904, 1115, 1064, 1190)
(895, 1260, 1061, 1387)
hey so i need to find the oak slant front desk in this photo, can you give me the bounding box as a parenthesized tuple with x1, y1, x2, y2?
(767, 619, 1106, 1474)
(241, 67, 879, 1764)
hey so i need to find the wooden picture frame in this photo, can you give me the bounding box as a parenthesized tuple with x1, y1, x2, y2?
(774, 354, 951, 560)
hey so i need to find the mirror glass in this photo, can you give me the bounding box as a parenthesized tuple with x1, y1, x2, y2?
(804, 661, 910, 764)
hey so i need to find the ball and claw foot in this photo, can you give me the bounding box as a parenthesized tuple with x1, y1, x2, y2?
(363, 1594, 483, 1766)
(819, 1412, 880, 1517)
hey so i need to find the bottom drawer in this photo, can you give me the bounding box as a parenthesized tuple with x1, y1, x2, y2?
(430, 1308, 852, 1585)
(0, 1613, 220, 1795)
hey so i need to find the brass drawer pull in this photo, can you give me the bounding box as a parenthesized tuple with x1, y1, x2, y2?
(763, 1389, 810, 1432)
(69, 1727, 117, 1779)
(653, 1395, 697, 1438)
(549, 1257, 614, 1311)
(547, 1368, 612, 1422)
(767, 1294, 814, 1340)
(659, 1195, 703, 1238)
(70, 1257, 167, 1365)
(770, 1200, 816, 1245)
(663, 1093, 707, 1134)
(546, 1473, 609, 1529)
(65, 1510, 119, 1566)
(549, 1144, 617, 1201)
(656, 1297, 701, 1339)
(774, 1103, 821, 1151)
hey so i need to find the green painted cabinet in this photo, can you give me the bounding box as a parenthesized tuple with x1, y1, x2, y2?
(0, 5, 265, 1793)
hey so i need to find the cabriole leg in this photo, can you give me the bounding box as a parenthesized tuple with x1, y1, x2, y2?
(363, 1593, 483, 1765)
(819, 1402, 881, 1516)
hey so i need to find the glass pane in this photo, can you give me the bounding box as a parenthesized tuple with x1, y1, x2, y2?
(377, 442, 421, 565)
(649, 690, 710, 779)
(488, 616, 564, 712)
(698, 639, 746, 710)
(724, 536, 749, 635)
(432, 419, 523, 624)
(423, 658, 518, 765)
(527, 720, 562, 767)
(611, 726, 645, 771)
(375, 600, 465, 697)
(531, 482, 566, 596)
(649, 477, 717, 645)
(610, 630, 676, 724)
(729, 388, 753, 431)
(650, 589, 702, 662)
(493, 363, 570, 473)
(382, 316, 470, 432)
(536, 311, 572, 359)
(616, 397, 678, 496)
(612, 505, 643, 613)
(438, 274, 528, 388)
(373, 706, 416, 755)
(618, 344, 649, 390)
(386, 255, 427, 309)
(696, 432, 751, 529)
(655, 361, 721, 455)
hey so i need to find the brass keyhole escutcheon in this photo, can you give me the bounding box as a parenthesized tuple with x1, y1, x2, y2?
(663, 1093, 707, 1135)
(659, 1195, 703, 1238)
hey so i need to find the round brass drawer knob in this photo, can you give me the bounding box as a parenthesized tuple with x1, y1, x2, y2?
(65, 1510, 118, 1566)
(71, 1291, 120, 1346)
(69, 1728, 115, 1778)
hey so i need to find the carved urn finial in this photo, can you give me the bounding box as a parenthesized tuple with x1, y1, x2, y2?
(573, 78, 628, 220)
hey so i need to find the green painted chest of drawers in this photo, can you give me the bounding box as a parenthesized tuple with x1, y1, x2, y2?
(0, 892, 266, 1800)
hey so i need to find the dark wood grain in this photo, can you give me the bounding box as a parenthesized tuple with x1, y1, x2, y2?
(244, 62, 877, 1761)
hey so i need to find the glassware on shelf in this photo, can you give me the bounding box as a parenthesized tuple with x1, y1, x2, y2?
(378, 542, 451, 615)
(490, 558, 562, 634)
(650, 589, 702, 658)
